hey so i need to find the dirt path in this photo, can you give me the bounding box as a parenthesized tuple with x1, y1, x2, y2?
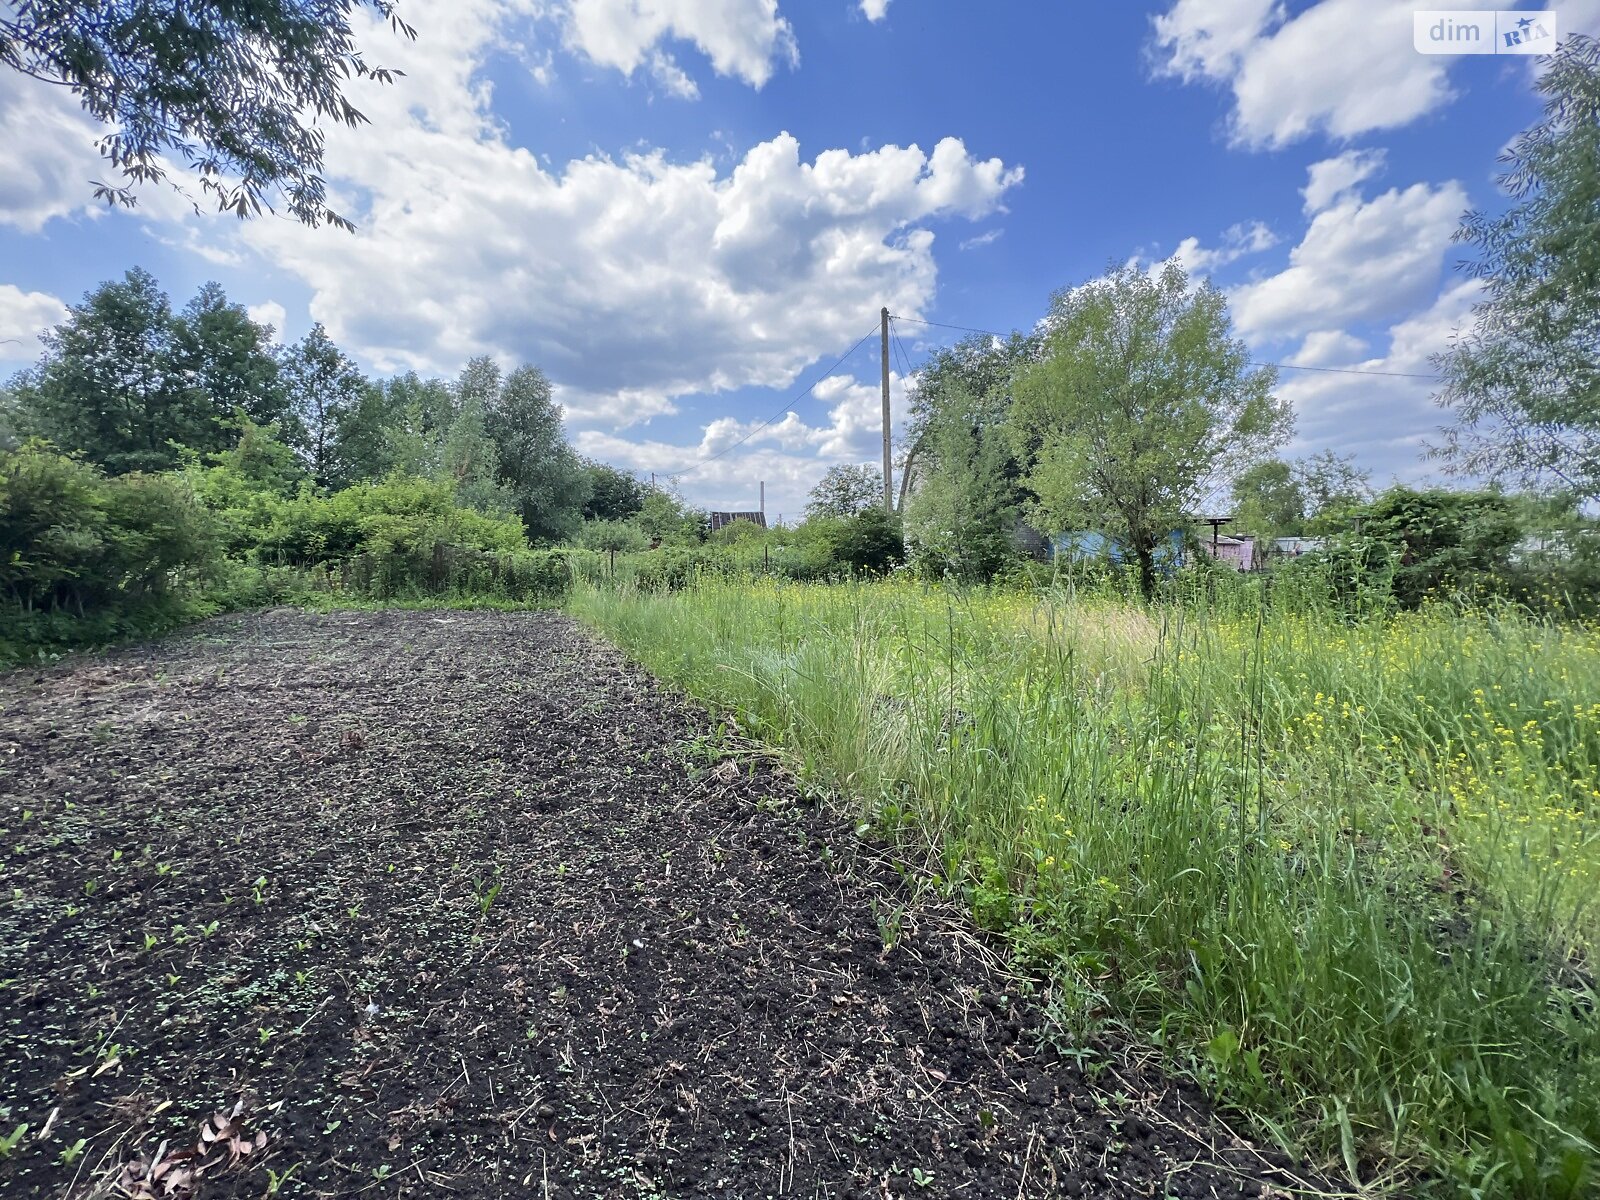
(2, 610, 1299, 1199)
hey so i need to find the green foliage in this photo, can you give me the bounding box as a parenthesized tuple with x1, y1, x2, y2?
(8, 268, 214, 473)
(175, 282, 289, 432)
(254, 475, 526, 566)
(1232, 451, 1372, 540)
(833, 507, 904, 575)
(1325, 486, 1524, 609)
(636, 487, 708, 545)
(481, 362, 591, 543)
(901, 331, 1039, 581)
(582, 461, 647, 522)
(279, 323, 366, 488)
(1012, 262, 1288, 599)
(0, 0, 415, 228)
(806, 464, 883, 518)
(576, 518, 650, 553)
(1435, 35, 1600, 500)
(1, 442, 219, 656)
(905, 382, 1028, 582)
(574, 576, 1600, 1199)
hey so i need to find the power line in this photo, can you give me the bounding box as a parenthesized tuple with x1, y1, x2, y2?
(890, 313, 1445, 382)
(889, 319, 916, 383)
(662, 322, 882, 481)
(892, 315, 1009, 340)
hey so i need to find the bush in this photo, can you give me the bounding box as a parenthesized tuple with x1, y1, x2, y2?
(254, 475, 526, 565)
(1, 442, 220, 658)
(834, 507, 904, 574)
(576, 518, 650, 553)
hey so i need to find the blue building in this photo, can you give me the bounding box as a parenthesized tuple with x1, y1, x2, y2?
(1047, 529, 1187, 568)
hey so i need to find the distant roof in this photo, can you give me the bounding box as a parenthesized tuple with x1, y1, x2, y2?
(709, 510, 767, 531)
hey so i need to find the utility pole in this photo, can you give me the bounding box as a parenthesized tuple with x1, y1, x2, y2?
(759, 480, 765, 524)
(880, 306, 893, 512)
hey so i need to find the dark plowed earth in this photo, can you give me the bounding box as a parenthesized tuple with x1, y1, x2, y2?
(2, 610, 1301, 1199)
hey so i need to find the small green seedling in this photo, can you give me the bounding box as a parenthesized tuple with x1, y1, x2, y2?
(474, 880, 502, 916)
(58, 1138, 88, 1166)
(265, 1164, 300, 1195)
(911, 1167, 934, 1189)
(0, 1124, 28, 1158)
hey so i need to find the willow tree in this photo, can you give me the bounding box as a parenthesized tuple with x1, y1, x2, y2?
(1, 1, 415, 228)
(1434, 35, 1600, 500)
(1011, 262, 1287, 599)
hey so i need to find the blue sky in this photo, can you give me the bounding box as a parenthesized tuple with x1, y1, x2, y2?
(2, 0, 1594, 520)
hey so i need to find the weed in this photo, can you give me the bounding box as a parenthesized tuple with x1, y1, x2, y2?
(472, 878, 502, 917)
(572, 574, 1600, 1195)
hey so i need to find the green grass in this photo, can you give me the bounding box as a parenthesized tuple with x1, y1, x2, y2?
(571, 574, 1600, 1198)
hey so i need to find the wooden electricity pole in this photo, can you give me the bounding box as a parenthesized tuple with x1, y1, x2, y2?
(880, 306, 893, 511)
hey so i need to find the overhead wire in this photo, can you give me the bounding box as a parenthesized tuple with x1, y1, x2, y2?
(889, 313, 1446, 382)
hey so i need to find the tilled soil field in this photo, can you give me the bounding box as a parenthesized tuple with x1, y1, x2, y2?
(2, 609, 1308, 1199)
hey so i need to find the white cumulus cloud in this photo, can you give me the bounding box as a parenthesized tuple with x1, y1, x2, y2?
(1170, 219, 1278, 274)
(200, 0, 1019, 426)
(860, 0, 892, 21)
(246, 301, 289, 342)
(1302, 148, 1387, 213)
(0, 284, 69, 366)
(1278, 279, 1479, 481)
(1228, 172, 1467, 341)
(1151, 0, 1492, 147)
(562, 0, 798, 90)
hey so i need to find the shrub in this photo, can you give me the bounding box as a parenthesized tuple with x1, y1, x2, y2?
(834, 507, 904, 575)
(1, 442, 219, 658)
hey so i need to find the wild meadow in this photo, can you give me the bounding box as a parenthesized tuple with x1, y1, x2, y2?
(573, 573, 1600, 1198)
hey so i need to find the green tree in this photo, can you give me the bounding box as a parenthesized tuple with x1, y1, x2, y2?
(174, 282, 287, 437)
(333, 382, 399, 485)
(900, 330, 1040, 511)
(378, 372, 454, 478)
(582, 461, 646, 522)
(1230, 453, 1368, 539)
(1344, 486, 1523, 608)
(0, 1, 415, 228)
(1011, 262, 1288, 600)
(904, 383, 1025, 581)
(440, 388, 511, 514)
(483, 364, 590, 543)
(636, 487, 705, 545)
(806, 464, 882, 518)
(1434, 34, 1600, 501)
(834, 507, 904, 574)
(9, 268, 208, 473)
(1231, 458, 1302, 539)
(279, 324, 365, 487)
(576, 518, 649, 553)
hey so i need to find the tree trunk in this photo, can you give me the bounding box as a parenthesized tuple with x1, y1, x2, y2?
(1134, 539, 1157, 603)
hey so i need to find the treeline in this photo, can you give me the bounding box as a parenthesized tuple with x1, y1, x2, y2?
(0, 267, 633, 537)
(0, 268, 658, 657)
(888, 264, 1599, 612)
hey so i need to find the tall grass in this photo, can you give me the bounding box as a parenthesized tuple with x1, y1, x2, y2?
(571, 575, 1600, 1198)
